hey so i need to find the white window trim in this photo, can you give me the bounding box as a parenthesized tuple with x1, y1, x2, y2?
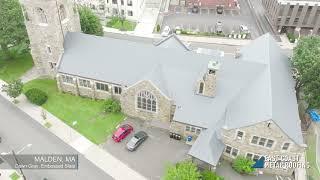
(250, 135, 276, 149)
(224, 144, 240, 158)
(135, 91, 158, 113)
(185, 125, 202, 135)
(113, 86, 122, 95)
(235, 129, 245, 141)
(78, 78, 91, 89)
(61, 74, 74, 85)
(281, 142, 291, 151)
(95, 82, 109, 92)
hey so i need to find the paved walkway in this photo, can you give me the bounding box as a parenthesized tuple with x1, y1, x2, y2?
(0, 79, 146, 180)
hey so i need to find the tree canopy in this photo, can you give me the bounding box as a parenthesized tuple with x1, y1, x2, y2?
(78, 7, 103, 36)
(292, 36, 320, 109)
(164, 161, 201, 180)
(0, 0, 29, 59)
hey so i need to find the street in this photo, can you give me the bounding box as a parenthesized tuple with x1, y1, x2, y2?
(0, 96, 113, 180)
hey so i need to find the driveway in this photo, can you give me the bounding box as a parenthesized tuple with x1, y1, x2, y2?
(102, 118, 190, 179)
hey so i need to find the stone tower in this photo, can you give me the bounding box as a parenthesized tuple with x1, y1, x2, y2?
(196, 61, 220, 97)
(19, 0, 81, 76)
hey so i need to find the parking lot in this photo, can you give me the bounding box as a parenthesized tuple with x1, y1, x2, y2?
(102, 118, 190, 179)
(161, 0, 260, 39)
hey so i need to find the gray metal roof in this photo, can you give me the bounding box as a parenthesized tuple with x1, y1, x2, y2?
(225, 34, 304, 145)
(154, 34, 191, 51)
(58, 33, 303, 165)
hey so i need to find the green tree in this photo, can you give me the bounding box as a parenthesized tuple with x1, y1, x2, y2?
(1, 79, 24, 103)
(103, 99, 121, 113)
(164, 161, 201, 180)
(78, 6, 103, 36)
(0, 0, 29, 59)
(201, 170, 224, 180)
(232, 156, 255, 175)
(292, 36, 320, 109)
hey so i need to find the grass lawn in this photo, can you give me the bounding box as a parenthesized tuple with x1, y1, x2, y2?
(106, 17, 136, 31)
(306, 132, 320, 180)
(0, 52, 34, 82)
(23, 79, 125, 144)
(9, 172, 20, 180)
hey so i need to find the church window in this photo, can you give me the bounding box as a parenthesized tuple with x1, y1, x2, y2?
(59, 5, 67, 20)
(137, 91, 157, 112)
(127, 0, 133, 6)
(127, 10, 133, 16)
(79, 79, 91, 88)
(96, 82, 109, 91)
(49, 62, 56, 69)
(61, 75, 74, 84)
(198, 82, 204, 94)
(114, 86, 122, 94)
(36, 8, 47, 24)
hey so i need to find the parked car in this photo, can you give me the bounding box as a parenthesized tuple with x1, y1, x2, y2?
(192, 5, 199, 13)
(161, 26, 171, 37)
(126, 131, 148, 151)
(112, 124, 133, 142)
(240, 25, 249, 33)
(215, 21, 223, 33)
(217, 6, 223, 14)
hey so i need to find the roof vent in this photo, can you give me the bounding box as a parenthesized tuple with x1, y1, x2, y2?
(235, 48, 241, 59)
(208, 61, 221, 71)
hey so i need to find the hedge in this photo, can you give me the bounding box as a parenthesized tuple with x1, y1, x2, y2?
(25, 88, 48, 105)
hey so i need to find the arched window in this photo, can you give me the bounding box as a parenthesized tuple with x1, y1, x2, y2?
(36, 8, 47, 23)
(137, 91, 157, 112)
(199, 82, 204, 94)
(59, 5, 67, 20)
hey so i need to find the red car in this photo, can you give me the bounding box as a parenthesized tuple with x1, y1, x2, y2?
(112, 124, 133, 142)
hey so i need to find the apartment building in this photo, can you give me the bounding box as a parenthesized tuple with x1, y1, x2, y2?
(75, 0, 145, 21)
(263, 0, 320, 35)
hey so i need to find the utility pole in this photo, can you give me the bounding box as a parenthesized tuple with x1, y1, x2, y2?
(12, 150, 26, 180)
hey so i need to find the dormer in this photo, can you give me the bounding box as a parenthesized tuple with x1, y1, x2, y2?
(196, 61, 220, 97)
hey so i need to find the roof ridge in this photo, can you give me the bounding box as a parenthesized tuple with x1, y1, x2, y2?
(154, 34, 191, 51)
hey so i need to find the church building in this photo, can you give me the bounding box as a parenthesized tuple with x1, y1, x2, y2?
(20, 0, 306, 176)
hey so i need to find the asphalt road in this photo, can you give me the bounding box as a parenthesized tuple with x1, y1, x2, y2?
(0, 96, 113, 180)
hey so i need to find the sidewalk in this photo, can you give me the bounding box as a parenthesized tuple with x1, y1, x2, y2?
(0, 80, 147, 180)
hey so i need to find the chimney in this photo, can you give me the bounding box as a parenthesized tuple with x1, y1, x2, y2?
(196, 61, 220, 97)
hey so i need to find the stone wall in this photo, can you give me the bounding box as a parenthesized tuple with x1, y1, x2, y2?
(57, 73, 113, 100)
(20, 0, 81, 76)
(120, 80, 173, 123)
(221, 120, 305, 176)
(169, 121, 203, 139)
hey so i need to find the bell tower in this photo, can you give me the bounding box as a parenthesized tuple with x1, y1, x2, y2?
(196, 61, 220, 97)
(19, 0, 81, 76)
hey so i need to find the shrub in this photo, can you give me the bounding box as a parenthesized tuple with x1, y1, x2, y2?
(164, 161, 201, 180)
(287, 32, 296, 43)
(25, 88, 48, 105)
(201, 170, 224, 180)
(232, 156, 255, 175)
(104, 98, 121, 113)
(156, 24, 161, 32)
